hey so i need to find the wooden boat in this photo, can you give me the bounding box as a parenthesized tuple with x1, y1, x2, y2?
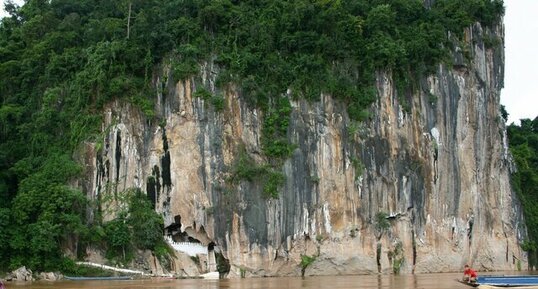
(457, 275, 538, 288)
(457, 279, 479, 287)
(64, 276, 133, 281)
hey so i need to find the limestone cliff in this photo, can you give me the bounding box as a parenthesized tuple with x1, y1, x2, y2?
(80, 21, 525, 276)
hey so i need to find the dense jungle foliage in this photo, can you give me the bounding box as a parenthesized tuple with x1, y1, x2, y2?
(0, 0, 503, 272)
(507, 116, 538, 269)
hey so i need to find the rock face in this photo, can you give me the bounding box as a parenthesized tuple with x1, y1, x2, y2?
(7, 266, 34, 281)
(38, 272, 62, 281)
(80, 22, 525, 276)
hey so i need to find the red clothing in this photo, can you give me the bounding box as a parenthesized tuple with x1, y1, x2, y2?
(464, 268, 477, 278)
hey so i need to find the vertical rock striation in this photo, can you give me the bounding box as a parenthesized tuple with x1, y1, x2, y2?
(81, 22, 524, 276)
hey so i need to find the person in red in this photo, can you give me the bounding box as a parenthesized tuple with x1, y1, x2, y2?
(463, 264, 478, 283)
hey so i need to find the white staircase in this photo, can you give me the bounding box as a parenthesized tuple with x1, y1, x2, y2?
(165, 236, 219, 275)
(164, 236, 208, 256)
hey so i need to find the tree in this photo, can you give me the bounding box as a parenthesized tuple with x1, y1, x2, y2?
(104, 212, 131, 261)
(8, 154, 87, 270)
(374, 211, 390, 240)
(508, 116, 538, 269)
(127, 190, 163, 250)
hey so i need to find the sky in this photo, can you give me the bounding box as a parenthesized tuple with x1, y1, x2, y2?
(0, 0, 536, 125)
(502, 0, 538, 125)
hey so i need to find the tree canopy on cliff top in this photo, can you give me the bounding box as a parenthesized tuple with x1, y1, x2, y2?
(0, 0, 503, 272)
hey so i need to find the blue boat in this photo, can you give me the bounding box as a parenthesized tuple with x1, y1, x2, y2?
(458, 275, 538, 288)
(64, 276, 133, 281)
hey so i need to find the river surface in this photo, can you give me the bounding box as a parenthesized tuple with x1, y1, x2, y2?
(2, 272, 493, 289)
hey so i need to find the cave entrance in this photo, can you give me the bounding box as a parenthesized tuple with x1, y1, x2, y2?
(165, 215, 182, 237)
(164, 215, 229, 276)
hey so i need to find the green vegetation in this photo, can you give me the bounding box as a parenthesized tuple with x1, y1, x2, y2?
(387, 241, 404, 274)
(374, 211, 390, 241)
(392, 253, 404, 274)
(229, 97, 292, 199)
(7, 154, 88, 271)
(0, 0, 504, 272)
(262, 97, 294, 159)
(193, 88, 225, 112)
(102, 189, 165, 265)
(374, 212, 392, 273)
(61, 261, 114, 277)
(375, 212, 390, 230)
(351, 157, 365, 177)
(262, 171, 286, 199)
(507, 117, 538, 269)
(300, 254, 317, 277)
(229, 146, 285, 199)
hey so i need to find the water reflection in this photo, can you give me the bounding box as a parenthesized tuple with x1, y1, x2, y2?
(4, 272, 526, 289)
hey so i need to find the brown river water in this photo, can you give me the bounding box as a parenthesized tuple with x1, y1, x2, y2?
(3, 272, 497, 289)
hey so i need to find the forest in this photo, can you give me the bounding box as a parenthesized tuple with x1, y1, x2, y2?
(507, 116, 538, 269)
(0, 0, 507, 273)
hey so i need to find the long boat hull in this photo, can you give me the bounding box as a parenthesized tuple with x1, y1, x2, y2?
(457, 279, 479, 287)
(64, 276, 133, 281)
(457, 276, 538, 288)
(478, 285, 538, 289)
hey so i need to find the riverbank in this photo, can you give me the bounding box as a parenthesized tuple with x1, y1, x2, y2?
(0, 263, 212, 284)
